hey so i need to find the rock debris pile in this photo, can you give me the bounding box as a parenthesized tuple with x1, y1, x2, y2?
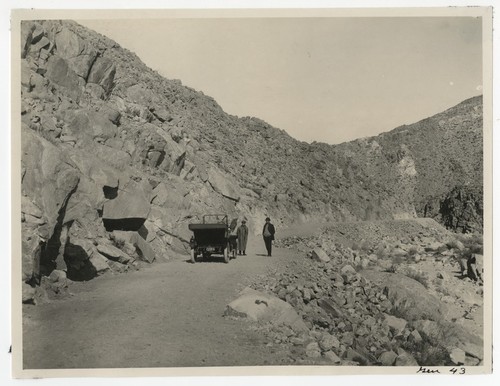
(243, 219, 483, 366)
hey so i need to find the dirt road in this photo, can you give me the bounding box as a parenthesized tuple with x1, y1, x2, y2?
(22, 235, 299, 369)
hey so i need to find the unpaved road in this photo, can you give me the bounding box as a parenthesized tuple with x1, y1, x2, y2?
(23, 235, 299, 369)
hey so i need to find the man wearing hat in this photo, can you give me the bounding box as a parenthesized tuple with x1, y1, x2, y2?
(262, 217, 276, 257)
(237, 220, 249, 256)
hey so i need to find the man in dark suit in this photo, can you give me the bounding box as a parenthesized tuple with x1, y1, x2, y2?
(262, 217, 275, 257)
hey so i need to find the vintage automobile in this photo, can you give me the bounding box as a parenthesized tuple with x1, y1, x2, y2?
(188, 214, 237, 263)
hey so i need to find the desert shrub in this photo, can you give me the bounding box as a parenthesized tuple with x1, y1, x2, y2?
(457, 232, 483, 254)
(401, 339, 451, 366)
(360, 240, 373, 252)
(407, 246, 419, 257)
(374, 244, 388, 259)
(401, 319, 463, 366)
(405, 270, 429, 289)
(354, 263, 364, 272)
(350, 241, 361, 251)
(434, 280, 452, 296)
(392, 255, 404, 265)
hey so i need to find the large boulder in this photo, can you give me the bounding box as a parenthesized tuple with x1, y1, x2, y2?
(21, 22, 36, 58)
(378, 351, 398, 366)
(224, 287, 309, 333)
(68, 151, 120, 191)
(21, 128, 80, 238)
(102, 179, 151, 231)
(383, 313, 407, 335)
(55, 27, 97, 79)
(361, 270, 446, 322)
(96, 243, 132, 264)
(87, 56, 116, 95)
(29, 36, 51, 59)
(89, 252, 111, 275)
(22, 222, 43, 283)
(45, 55, 85, 100)
(311, 248, 330, 263)
(21, 195, 44, 223)
(151, 179, 189, 209)
(126, 84, 158, 106)
(207, 167, 241, 202)
(99, 104, 121, 125)
(62, 151, 124, 227)
(63, 177, 104, 226)
(21, 61, 33, 92)
(91, 143, 132, 170)
(111, 231, 155, 263)
(68, 109, 119, 141)
(22, 283, 36, 304)
(155, 128, 187, 175)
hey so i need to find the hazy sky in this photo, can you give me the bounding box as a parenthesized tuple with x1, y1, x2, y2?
(79, 17, 482, 144)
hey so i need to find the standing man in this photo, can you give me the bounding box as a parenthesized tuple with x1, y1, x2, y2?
(262, 217, 275, 257)
(237, 220, 249, 255)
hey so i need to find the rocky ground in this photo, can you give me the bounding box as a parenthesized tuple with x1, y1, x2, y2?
(23, 219, 484, 368)
(243, 219, 484, 366)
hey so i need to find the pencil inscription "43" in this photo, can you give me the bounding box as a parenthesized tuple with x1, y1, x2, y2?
(416, 366, 466, 375)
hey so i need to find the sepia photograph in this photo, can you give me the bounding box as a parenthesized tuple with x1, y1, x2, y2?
(9, 5, 493, 380)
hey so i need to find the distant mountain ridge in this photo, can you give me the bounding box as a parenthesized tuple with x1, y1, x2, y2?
(20, 20, 483, 286)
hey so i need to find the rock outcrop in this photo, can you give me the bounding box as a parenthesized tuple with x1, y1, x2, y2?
(225, 287, 308, 333)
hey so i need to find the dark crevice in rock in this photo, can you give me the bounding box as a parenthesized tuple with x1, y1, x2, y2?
(103, 217, 146, 232)
(39, 182, 79, 277)
(103, 185, 118, 199)
(64, 239, 97, 281)
(84, 52, 99, 83)
(137, 224, 149, 240)
(155, 150, 166, 168)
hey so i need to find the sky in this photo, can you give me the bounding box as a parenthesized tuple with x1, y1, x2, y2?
(79, 16, 482, 144)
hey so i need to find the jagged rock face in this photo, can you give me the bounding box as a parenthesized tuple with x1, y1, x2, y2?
(20, 19, 483, 286)
(438, 186, 482, 233)
(21, 127, 80, 240)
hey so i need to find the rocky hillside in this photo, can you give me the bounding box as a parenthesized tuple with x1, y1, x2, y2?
(325, 96, 483, 232)
(20, 20, 483, 293)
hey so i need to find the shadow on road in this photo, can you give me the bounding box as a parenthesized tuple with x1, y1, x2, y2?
(184, 256, 230, 264)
